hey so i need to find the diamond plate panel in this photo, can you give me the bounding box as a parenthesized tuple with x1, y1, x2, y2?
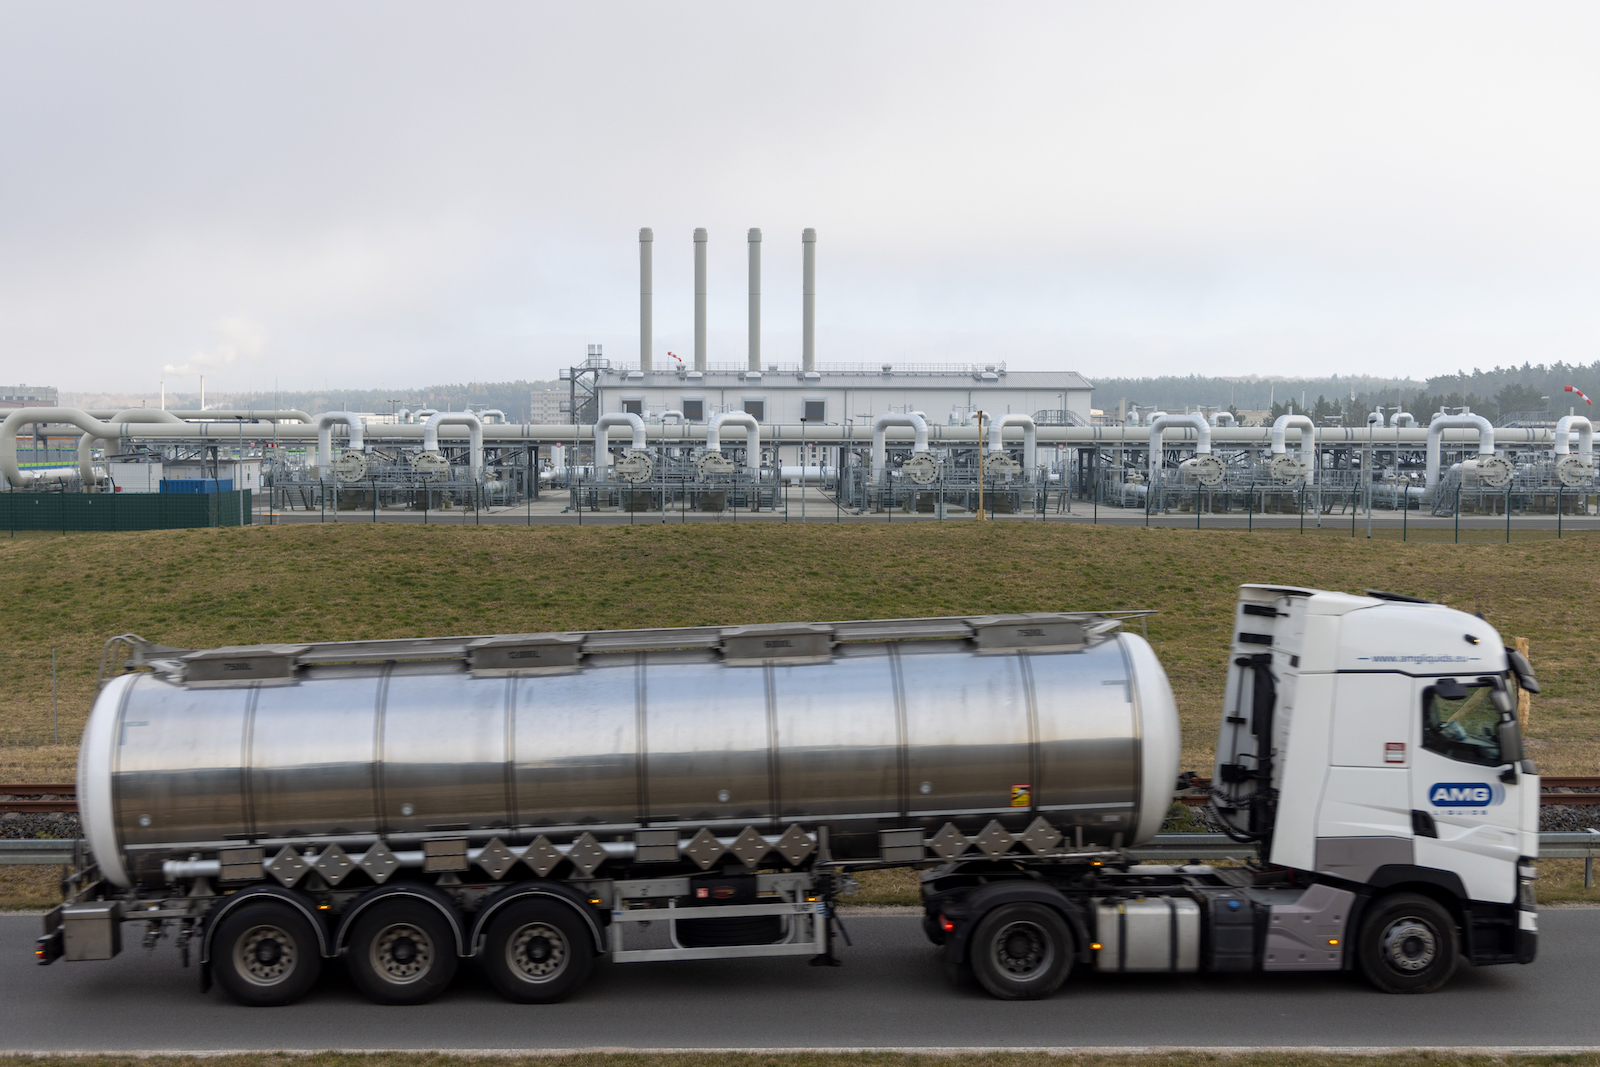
(928, 822, 971, 860)
(567, 832, 607, 877)
(475, 837, 516, 880)
(727, 826, 771, 869)
(773, 824, 815, 866)
(683, 827, 726, 870)
(266, 845, 308, 888)
(974, 820, 1016, 858)
(357, 841, 399, 884)
(313, 843, 354, 886)
(1020, 816, 1064, 856)
(522, 836, 562, 878)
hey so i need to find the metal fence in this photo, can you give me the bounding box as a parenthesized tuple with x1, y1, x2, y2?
(0, 490, 253, 533)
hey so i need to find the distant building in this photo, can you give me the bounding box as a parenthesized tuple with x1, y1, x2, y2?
(530, 390, 567, 424)
(0, 384, 58, 409)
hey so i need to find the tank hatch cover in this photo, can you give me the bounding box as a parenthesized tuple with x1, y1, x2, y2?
(523, 836, 562, 878)
(774, 825, 816, 866)
(683, 827, 727, 870)
(467, 633, 584, 675)
(357, 841, 399, 884)
(728, 826, 771, 869)
(266, 845, 309, 888)
(181, 644, 307, 687)
(567, 832, 607, 877)
(475, 837, 516, 880)
(314, 843, 354, 886)
(974, 820, 1018, 857)
(969, 614, 1087, 653)
(721, 622, 835, 665)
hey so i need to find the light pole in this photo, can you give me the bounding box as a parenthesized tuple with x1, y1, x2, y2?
(975, 410, 986, 521)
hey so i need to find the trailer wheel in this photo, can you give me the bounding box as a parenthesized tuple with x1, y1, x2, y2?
(968, 902, 1073, 1000)
(481, 899, 593, 1004)
(212, 902, 323, 1007)
(1357, 893, 1459, 994)
(347, 900, 459, 1005)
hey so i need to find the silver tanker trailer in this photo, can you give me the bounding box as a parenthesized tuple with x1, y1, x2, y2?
(35, 586, 1540, 1005)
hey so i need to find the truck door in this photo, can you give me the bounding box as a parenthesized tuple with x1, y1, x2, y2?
(1410, 676, 1525, 905)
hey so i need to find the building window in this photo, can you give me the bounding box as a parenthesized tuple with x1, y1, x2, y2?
(681, 398, 704, 422)
(622, 399, 643, 416)
(802, 399, 825, 422)
(743, 399, 765, 422)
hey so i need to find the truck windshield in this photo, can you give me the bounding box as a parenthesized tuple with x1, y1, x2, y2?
(1422, 682, 1502, 767)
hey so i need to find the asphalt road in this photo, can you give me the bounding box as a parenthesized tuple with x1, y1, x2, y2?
(2, 911, 1596, 1052)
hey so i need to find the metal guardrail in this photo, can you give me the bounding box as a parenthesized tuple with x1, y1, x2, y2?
(5, 832, 1596, 869)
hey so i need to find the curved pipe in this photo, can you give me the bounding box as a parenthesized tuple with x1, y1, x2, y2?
(1269, 414, 1315, 457)
(707, 412, 762, 478)
(1367, 411, 1384, 428)
(1147, 414, 1212, 489)
(1389, 411, 1415, 428)
(987, 413, 1037, 472)
(1555, 415, 1593, 459)
(659, 410, 684, 424)
(1210, 411, 1237, 427)
(1424, 413, 1495, 495)
(477, 409, 506, 424)
(2, 408, 122, 487)
(871, 413, 929, 484)
(75, 410, 187, 484)
(316, 413, 366, 477)
(424, 412, 485, 478)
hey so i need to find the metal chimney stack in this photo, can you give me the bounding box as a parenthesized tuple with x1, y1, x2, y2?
(747, 228, 762, 371)
(802, 228, 816, 373)
(639, 227, 653, 371)
(694, 228, 708, 370)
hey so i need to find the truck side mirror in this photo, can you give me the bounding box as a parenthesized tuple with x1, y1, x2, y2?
(1507, 649, 1541, 693)
(1497, 719, 1525, 781)
(1434, 678, 1469, 701)
(1490, 689, 1514, 716)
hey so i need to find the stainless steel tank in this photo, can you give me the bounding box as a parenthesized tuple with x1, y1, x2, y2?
(81, 614, 1181, 887)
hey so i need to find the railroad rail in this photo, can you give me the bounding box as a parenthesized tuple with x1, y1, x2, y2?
(6, 779, 1600, 815)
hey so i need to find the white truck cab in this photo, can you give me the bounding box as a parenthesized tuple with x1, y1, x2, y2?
(1213, 585, 1539, 989)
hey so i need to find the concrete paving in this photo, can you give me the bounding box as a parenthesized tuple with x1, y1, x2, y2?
(2, 911, 1595, 1051)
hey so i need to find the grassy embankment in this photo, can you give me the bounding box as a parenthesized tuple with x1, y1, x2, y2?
(1, 522, 1597, 908)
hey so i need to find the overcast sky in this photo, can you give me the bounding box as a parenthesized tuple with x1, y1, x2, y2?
(3, 2, 1597, 394)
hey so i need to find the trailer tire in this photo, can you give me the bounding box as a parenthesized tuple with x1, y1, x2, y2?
(967, 902, 1073, 1000)
(347, 900, 459, 1005)
(212, 902, 323, 1007)
(1357, 892, 1459, 994)
(481, 900, 593, 1004)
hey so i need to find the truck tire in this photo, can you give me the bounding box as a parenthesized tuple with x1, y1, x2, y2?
(967, 902, 1073, 1000)
(481, 900, 593, 1004)
(212, 901, 323, 1007)
(1357, 893, 1459, 994)
(346, 900, 459, 1005)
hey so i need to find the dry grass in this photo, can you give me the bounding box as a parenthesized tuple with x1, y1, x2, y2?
(0, 864, 63, 910)
(2, 521, 1597, 778)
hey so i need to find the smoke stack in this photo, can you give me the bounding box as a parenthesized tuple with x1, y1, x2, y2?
(802, 228, 816, 373)
(747, 227, 761, 372)
(694, 228, 708, 371)
(639, 227, 653, 371)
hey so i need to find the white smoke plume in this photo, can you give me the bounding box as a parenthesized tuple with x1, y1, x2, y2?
(163, 317, 266, 376)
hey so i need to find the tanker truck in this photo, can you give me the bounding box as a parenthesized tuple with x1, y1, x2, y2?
(34, 585, 1540, 1005)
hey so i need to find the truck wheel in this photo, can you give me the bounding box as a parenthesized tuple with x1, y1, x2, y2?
(347, 900, 459, 1005)
(481, 899, 593, 1004)
(967, 902, 1073, 1000)
(212, 902, 323, 1007)
(1358, 893, 1459, 994)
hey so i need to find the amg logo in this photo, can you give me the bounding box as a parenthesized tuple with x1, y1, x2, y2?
(1429, 782, 1502, 807)
(764, 639, 793, 649)
(1018, 628, 1045, 637)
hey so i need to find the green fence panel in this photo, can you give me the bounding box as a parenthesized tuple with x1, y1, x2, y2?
(0, 490, 251, 532)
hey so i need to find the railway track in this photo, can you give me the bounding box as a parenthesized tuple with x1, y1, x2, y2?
(5, 778, 1600, 814)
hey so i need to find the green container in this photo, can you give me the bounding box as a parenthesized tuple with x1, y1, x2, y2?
(0, 490, 252, 532)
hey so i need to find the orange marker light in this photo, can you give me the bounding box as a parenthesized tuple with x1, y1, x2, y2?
(317, 904, 331, 910)
(1327, 938, 1339, 946)
(1090, 943, 1103, 951)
